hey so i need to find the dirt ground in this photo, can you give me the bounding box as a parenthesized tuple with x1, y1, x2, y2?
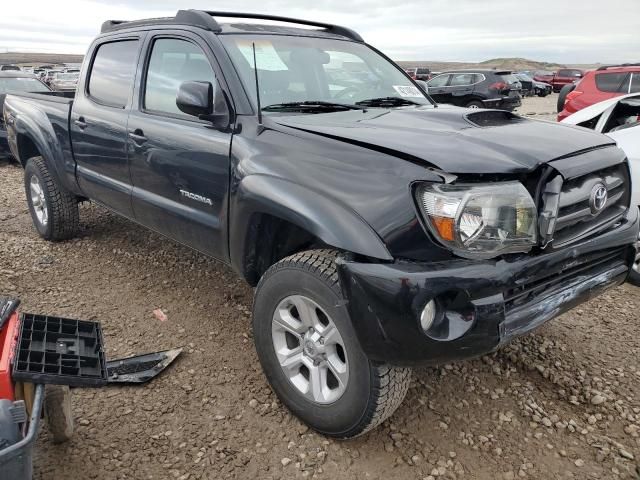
(1, 94, 639, 480)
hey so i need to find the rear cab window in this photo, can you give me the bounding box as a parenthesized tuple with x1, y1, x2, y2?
(88, 39, 139, 107)
(595, 72, 631, 93)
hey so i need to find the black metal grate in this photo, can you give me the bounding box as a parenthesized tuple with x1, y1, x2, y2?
(12, 313, 107, 387)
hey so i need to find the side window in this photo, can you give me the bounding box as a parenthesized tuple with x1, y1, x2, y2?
(427, 74, 449, 88)
(630, 73, 640, 93)
(595, 73, 630, 93)
(450, 74, 475, 86)
(144, 38, 216, 116)
(88, 40, 139, 107)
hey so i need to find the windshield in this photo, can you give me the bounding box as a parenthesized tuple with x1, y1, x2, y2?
(220, 34, 431, 111)
(0, 77, 50, 93)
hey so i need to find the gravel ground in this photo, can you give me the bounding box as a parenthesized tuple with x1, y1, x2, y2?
(1, 95, 639, 480)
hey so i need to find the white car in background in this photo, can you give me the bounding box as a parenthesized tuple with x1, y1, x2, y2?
(561, 93, 640, 284)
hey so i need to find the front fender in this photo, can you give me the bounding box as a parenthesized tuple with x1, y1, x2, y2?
(229, 174, 393, 274)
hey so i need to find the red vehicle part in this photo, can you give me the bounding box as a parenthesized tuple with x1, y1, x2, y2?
(0, 312, 20, 401)
(558, 65, 640, 121)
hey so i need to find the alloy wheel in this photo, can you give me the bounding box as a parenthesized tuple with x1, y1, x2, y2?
(271, 295, 349, 404)
(29, 175, 48, 226)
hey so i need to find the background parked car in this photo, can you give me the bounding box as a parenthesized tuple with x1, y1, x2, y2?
(535, 68, 584, 92)
(515, 73, 535, 96)
(43, 69, 63, 86)
(560, 93, 640, 283)
(558, 64, 640, 120)
(49, 72, 79, 92)
(0, 71, 51, 157)
(0, 65, 21, 72)
(427, 70, 522, 110)
(414, 67, 431, 81)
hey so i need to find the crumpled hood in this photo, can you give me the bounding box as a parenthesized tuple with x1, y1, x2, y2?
(269, 105, 616, 174)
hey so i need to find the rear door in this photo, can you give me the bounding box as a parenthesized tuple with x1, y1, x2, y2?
(126, 30, 232, 261)
(448, 73, 477, 106)
(71, 35, 143, 217)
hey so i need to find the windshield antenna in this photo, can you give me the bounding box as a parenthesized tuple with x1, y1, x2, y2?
(252, 43, 264, 132)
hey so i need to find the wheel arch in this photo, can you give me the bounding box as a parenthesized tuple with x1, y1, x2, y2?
(230, 175, 392, 285)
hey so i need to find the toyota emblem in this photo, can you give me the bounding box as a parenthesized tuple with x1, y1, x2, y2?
(589, 183, 608, 214)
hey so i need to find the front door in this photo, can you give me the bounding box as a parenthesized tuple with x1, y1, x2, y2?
(426, 74, 451, 104)
(127, 32, 231, 261)
(71, 36, 142, 217)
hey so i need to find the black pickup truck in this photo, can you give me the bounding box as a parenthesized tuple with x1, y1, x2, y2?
(3, 10, 639, 438)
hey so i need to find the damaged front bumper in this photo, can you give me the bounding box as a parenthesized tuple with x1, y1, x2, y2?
(337, 208, 639, 366)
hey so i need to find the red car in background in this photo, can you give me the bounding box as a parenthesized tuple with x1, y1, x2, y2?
(534, 68, 584, 92)
(558, 64, 640, 121)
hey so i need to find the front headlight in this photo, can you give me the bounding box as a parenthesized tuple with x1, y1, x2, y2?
(416, 181, 537, 259)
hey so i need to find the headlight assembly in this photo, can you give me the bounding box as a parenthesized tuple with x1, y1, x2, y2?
(416, 181, 537, 259)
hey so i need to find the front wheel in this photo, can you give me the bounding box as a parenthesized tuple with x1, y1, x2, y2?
(24, 156, 79, 241)
(628, 231, 640, 286)
(253, 250, 411, 438)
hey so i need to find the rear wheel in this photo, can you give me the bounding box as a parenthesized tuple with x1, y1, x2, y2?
(466, 100, 484, 109)
(24, 156, 79, 241)
(253, 250, 411, 438)
(557, 84, 575, 113)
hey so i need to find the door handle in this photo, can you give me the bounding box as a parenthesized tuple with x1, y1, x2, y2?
(74, 117, 87, 130)
(128, 129, 147, 145)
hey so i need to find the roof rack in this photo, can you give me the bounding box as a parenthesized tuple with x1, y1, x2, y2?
(596, 63, 640, 71)
(101, 9, 364, 42)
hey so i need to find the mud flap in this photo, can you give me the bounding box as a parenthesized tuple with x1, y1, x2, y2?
(106, 348, 182, 384)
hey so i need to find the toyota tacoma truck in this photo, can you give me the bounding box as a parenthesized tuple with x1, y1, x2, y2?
(3, 10, 639, 439)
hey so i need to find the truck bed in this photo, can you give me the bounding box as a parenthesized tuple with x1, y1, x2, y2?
(3, 91, 78, 194)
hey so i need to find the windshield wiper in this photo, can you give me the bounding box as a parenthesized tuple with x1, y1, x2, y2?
(355, 97, 421, 107)
(262, 101, 364, 112)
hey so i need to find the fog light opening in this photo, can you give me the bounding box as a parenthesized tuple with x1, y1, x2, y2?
(420, 299, 437, 332)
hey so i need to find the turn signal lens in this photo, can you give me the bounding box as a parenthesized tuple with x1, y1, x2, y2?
(431, 216, 455, 241)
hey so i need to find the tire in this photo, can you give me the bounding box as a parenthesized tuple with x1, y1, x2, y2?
(24, 156, 79, 241)
(253, 249, 411, 438)
(466, 100, 484, 109)
(537, 89, 548, 98)
(628, 229, 640, 287)
(557, 84, 575, 113)
(44, 385, 74, 443)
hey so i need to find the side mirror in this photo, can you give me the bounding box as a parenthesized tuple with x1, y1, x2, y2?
(176, 81, 230, 130)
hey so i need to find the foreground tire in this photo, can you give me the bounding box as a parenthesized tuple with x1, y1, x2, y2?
(24, 156, 79, 241)
(628, 231, 640, 286)
(44, 385, 74, 443)
(253, 250, 411, 438)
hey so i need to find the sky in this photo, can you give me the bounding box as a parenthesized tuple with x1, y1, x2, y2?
(2, 0, 639, 63)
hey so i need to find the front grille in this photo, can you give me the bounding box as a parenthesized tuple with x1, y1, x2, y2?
(544, 163, 630, 247)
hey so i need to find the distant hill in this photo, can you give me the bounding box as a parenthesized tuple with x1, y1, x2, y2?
(0, 52, 84, 66)
(396, 57, 601, 72)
